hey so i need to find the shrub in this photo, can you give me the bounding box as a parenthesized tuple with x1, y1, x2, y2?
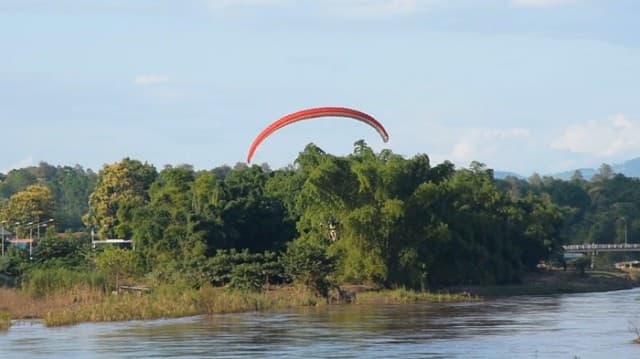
(281, 238, 335, 297)
(205, 249, 283, 290)
(0, 247, 30, 277)
(94, 246, 140, 290)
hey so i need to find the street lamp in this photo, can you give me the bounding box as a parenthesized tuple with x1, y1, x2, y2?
(26, 221, 34, 260)
(36, 218, 54, 241)
(13, 222, 20, 238)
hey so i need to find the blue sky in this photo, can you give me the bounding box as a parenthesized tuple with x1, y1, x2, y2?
(1, 0, 639, 176)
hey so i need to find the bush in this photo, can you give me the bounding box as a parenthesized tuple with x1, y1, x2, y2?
(228, 262, 263, 291)
(32, 235, 90, 268)
(94, 247, 141, 290)
(0, 247, 30, 277)
(205, 249, 283, 290)
(281, 238, 335, 297)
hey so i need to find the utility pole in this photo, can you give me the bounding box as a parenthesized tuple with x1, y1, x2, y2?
(1, 220, 5, 256)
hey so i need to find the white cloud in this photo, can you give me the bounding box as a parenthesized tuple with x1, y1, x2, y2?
(204, 0, 288, 10)
(133, 74, 170, 86)
(447, 127, 531, 166)
(326, 0, 420, 17)
(551, 114, 640, 157)
(203, 0, 434, 17)
(2, 156, 34, 173)
(511, 0, 576, 8)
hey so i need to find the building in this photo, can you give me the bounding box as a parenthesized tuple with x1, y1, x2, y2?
(0, 226, 14, 240)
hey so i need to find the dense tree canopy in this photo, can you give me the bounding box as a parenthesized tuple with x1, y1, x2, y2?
(1, 146, 639, 289)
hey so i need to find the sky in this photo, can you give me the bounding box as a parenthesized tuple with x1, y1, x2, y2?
(1, 0, 639, 176)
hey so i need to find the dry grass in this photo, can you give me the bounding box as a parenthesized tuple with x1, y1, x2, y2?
(0, 311, 10, 330)
(1, 284, 326, 327)
(0, 285, 104, 320)
(45, 285, 326, 326)
(1, 284, 478, 328)
(354, 287, 479, 304)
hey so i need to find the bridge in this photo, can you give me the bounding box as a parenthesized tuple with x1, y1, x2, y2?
(563, 243, 640, 253)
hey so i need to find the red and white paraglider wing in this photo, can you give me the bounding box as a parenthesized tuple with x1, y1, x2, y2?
(246, 107, 388, 163)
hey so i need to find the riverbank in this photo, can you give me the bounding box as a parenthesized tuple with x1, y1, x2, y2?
(1, 269, 636, 328)
(445, 269, 640, 297)
(0, 284, 474, 328)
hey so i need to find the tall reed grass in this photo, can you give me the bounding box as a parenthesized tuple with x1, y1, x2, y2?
(0, 311, 10, 330)
(2, 283, 477, 328)
(0, 285, 104, 320)
(43, 284, 325, 327)
(21, 267, 105, 297)
(354, 287, 479, 304)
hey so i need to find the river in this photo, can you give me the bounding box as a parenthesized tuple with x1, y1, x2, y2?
(2, 288, 639, 358)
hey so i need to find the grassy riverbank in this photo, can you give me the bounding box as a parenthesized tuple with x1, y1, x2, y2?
(0, 284, 475, 327)
(1, 270, 633, 328)
(0, 285, 322, 327)
(354, 287, 479, 304)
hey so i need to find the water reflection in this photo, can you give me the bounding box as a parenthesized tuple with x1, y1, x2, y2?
(1, 288, 639, 358)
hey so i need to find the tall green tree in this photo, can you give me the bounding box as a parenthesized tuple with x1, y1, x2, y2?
(1, 184, 55, 237)
(84, 158, 157, 239)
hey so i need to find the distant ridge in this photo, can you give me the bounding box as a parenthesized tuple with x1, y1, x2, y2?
(493, 170, 524, 180)
(493, 157, 640, 181)
(550, 157, 640, 180)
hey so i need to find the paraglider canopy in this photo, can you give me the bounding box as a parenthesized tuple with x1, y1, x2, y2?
(246, 106, 389, 163)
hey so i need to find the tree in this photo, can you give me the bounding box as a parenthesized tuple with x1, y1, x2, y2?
(49, 165, 97, 230)
(570, 170, 585, 182)
(84, 158, 157, 239)
(0, 169, 37, 199)
(591, 163, 615, 182)
(217, 165, 295, 252)
(129, 165, 208, 284)
(32, 229, 88, 268)
(1, 184, 54, 236)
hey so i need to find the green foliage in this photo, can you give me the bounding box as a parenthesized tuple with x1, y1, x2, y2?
(21, 267, 105, 297)
(205, 249, 282, 290)
(93, 247, 140, 290)
(0, 163, 96, 232)
(32, 232, 90, 268)
(0, 168, 37, 199)
(1, 184, 55, 236)
(47, 165, 97, 230)
(0, 247, 30, 277)
(228, 262, 264, 291)
(6, 142, 640, 292)
(84, 158, 157, 239)
(281, 238, 335, 296)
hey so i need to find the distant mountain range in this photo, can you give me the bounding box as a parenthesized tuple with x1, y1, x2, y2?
(494, 157, 640, 181)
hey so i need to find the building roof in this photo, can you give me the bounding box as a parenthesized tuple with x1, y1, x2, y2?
(0, 227, 14, 236)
